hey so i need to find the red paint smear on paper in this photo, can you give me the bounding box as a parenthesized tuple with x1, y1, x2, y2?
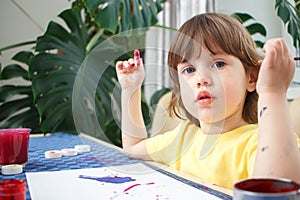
(123, 182, 155, 193)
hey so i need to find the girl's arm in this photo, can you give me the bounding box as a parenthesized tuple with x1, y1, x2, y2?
(253, 38, 300, 182)
(115, 50, 152, 160)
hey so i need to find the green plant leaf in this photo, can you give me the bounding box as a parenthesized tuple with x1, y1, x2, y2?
(0, 85, 30, 102)
(275, 0, 300, 48)
(246, 23, 267, 36)
(87, 0, 162, 34)
(232, 12, 266, 48)
(3, 109, 40, 132)
(0, 64, 28, 80)
(0, 57, 41, 133)
(278, 4, 290, 23)
(95, 0, 120, 33)
(0, 99, 30, 121)
(288, 20, 300, 45)
(0, 51, 33, 81)
(0, 95, 40, 133)
(85, 0, 108, 15)
(12, 51, 34, 66)
(255, 41, 265, 48)
(28, 8, 88, 134)
(232, 12, 255, 23)
(295, 0, 300, 11)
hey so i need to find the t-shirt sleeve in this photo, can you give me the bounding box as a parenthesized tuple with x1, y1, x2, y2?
(295, 133, 300, 149)
(146, 122, 185, 165)
(246, 129, 258, 177)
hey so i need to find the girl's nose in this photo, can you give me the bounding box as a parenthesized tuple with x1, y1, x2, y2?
(196, 72, 210, 87)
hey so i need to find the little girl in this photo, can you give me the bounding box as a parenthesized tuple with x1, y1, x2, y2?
(115, 13, 300, 189)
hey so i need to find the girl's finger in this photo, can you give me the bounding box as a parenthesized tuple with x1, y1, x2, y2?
(128, 58, 135, 69)
(123, 61, 129, 69)
(134, 49, 141, 66)
(116, 61, 124, 70)
(262, 41, 277, 67)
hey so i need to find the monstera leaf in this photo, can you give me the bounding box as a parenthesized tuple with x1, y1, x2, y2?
(232, 12, 267, 48)
(0, 51, 41, 133)
(29, 7, 87, 134)
(275, 0, 300, 48)
(0, 0, 163, 146)
(85, 0, 162, 33)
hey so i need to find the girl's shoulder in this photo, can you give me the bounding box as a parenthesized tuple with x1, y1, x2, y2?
(211, 124, 258, 148)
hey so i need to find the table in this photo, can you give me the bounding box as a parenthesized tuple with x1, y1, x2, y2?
(0, 132, 232, 199)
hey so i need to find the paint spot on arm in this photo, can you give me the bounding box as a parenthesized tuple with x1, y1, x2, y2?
(259, 106, 267, 118)
(261, 146, 269, 152)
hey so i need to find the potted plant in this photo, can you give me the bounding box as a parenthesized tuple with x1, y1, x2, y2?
(275, 0, 300, 84)
(0, 0, 166, 147)
(275, 0, 300, 49)
(232, 12, 267, 48)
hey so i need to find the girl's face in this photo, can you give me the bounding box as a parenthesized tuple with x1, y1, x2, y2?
(177, 48, 256, 131)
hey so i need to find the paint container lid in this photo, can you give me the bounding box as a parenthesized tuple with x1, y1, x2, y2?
(1, 164, 23, 175)
(44, 150, 62, 159)
(74, 145, 91, 152)
(61, 148, 78, 156)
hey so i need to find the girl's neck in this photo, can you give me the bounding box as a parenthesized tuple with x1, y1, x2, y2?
(200, 119, 249, 135)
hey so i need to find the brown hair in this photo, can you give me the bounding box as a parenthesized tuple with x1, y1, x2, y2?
(167, 13, 262, 126)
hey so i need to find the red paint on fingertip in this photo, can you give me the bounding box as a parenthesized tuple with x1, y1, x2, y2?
(134, 49, 141, 66)
(134, 49, 140, 58)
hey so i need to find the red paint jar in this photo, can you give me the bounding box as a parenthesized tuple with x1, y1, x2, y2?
(0, 180, 26, 200)
(0, 128, 30, 166)
(233, 178, 300, 199)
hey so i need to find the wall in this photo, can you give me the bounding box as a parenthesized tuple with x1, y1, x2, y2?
(0, 0, 71, 66)
(216, 0, 295, 53)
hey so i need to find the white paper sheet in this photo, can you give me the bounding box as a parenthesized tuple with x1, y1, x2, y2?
(26, 163, 222, 200)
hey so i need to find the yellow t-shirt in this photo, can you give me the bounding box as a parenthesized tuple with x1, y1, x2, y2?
(146, 120, 258, 189)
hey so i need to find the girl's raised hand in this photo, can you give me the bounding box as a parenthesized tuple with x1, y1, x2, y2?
(256, 38, 295, 95)
(115, 50, 145, 90)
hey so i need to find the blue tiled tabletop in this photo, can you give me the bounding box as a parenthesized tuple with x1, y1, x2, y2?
(0, 133, 232, 199)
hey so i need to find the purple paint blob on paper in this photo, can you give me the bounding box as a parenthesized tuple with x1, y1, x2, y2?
(78, 175, 136, 184)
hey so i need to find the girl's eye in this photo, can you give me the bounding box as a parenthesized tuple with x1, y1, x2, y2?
(182, 66, 196, 74)
(212, 61, 226, 69)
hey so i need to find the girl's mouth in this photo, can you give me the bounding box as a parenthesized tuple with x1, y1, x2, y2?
(196, 91, 213, 105)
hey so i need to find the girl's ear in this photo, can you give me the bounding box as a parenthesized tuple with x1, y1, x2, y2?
(247, 71, 257, 92)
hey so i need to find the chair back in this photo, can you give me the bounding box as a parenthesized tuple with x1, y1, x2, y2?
(289, 96, 300, 137)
